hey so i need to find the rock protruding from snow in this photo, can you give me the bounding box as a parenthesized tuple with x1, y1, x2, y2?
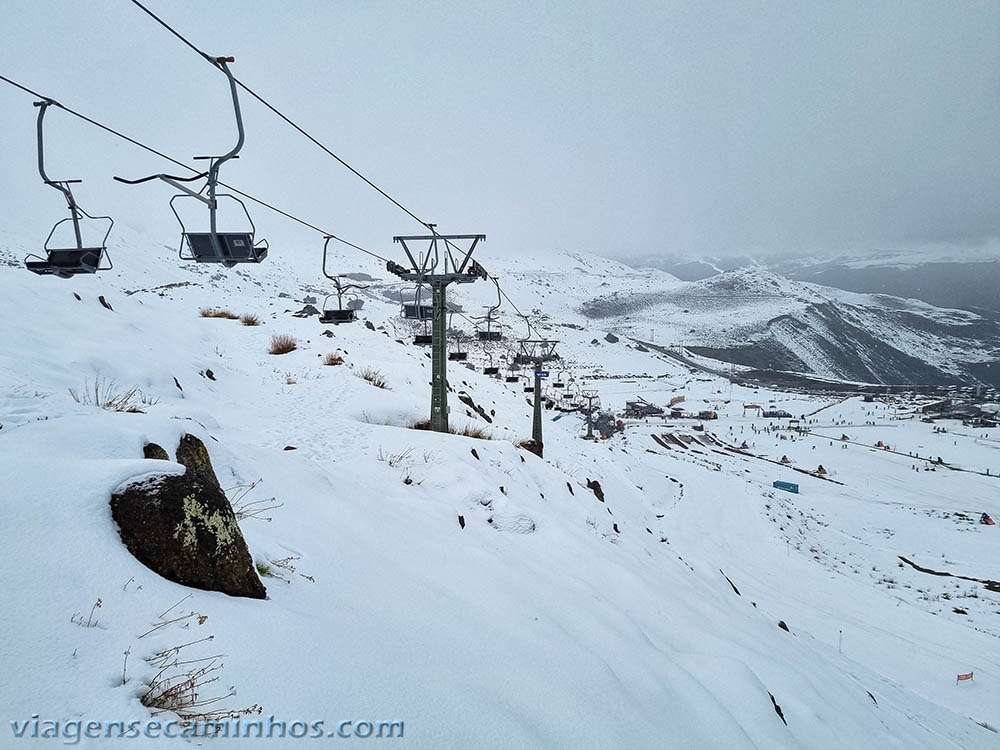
(110, 434, 266, 600)
(142, 442, 169, 461)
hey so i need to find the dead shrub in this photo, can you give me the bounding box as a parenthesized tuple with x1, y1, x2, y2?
(323, 353, 344, 366)
(240, 313, 261, 326)
(199, 308, 239, 320)
(268, 334, 297, 355)
(357, 367, 388, 389)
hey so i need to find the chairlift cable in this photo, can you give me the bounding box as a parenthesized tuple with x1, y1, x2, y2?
(123, 3, 537, 317)
(0, 73, 390, 264)
(126, 0, 432, 231)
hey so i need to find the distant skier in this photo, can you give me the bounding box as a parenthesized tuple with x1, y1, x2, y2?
(981, 513, 995, 526)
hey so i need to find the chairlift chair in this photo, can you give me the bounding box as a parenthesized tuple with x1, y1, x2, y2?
(114, 56, 267, 268)
(414, 322, 433, 346)
(401, 283, 434, 320)
(24, 100, 114, 278)
(319, 236, 368, 324)
(447, 312, 468, 361)
(474, 276, 504, 341)
(483, 353, 500, 376)
(413, 312, 433, 345)
(553, 370, 566, 388)
(320, 296, 356, 325)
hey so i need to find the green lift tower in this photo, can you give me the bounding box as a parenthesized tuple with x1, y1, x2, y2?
(387, 233, 486, 433)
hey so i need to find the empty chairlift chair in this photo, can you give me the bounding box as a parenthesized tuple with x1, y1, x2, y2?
(114, 56, 267, 268)
(401, 284, 434, 344)
(447, 313, 469, 361)
(474, 276, 504, 341)
(319, 236, 367, 324)
(24, 100, 114, 278)
(483, 353, 500, 376)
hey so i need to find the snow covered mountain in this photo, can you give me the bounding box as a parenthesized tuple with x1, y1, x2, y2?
(1, 234, 998, 748)
(625, 247, 1000, 318)
(531, 257, 1000, 388)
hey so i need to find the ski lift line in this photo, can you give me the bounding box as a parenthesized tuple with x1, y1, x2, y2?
(121, 1, 536, 310)
(0, 73, 390, 264)
(61, 0, 533, 316)
(126, 0, 432, 232)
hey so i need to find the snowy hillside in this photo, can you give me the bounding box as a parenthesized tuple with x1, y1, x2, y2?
(2, 234, 999, 748)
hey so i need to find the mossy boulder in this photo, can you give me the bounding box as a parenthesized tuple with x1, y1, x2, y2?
(111, 434, 265, 599)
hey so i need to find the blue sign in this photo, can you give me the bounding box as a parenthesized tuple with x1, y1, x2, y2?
(773, 481, 799, 494)
(535, 371, 549, 377)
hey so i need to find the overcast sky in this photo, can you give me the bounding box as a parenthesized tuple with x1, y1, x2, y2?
(1, 0, 997, 264)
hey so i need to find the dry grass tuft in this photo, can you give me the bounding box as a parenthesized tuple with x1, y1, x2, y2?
(323, 353, 344, 366)
(357, 367, 389, 389)
(458, 424, 493, 440)
(239, 313, 261, 326)
(199, 308, 240, 320)
(408, 420, 492, 439)
(268, 334, 297, 355)
(69, 378, 159, 413)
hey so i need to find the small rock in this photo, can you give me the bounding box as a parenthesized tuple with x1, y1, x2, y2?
(458, 515, 465, 529)
(605, 332, 619, 343)
(586, 479, 605, 502)
(143, 443, 169, 461)
(283, 445, 297, 451)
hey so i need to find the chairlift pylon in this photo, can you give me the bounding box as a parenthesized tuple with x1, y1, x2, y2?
(24, 100, 114, 278)
(114, 56, 267, 267)
(319, 236, 367, 324)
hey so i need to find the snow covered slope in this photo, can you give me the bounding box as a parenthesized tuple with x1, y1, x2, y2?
(1, 235, 998, 748)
